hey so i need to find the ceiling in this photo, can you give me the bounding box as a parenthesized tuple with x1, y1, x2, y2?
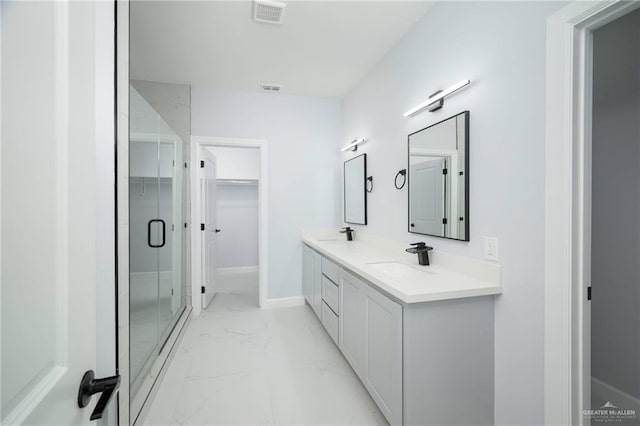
(130, 1, 434, 98)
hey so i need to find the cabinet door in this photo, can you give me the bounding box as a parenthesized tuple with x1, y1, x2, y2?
(311, 250, 323, 318)
(364, 287, 403, 426)
(339, 271, 365, 378)
(302, 246, 312, 305)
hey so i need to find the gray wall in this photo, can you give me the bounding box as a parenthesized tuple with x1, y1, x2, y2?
(340, 2, 566, 424)
(591, 8, 640, 400)
(216, 183, 259, 268)
(192, 87, 342, 299)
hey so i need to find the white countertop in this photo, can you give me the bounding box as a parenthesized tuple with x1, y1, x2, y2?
(302, 229, 502, 304)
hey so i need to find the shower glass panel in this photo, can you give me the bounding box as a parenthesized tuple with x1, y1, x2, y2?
(129, 86, 187, 402)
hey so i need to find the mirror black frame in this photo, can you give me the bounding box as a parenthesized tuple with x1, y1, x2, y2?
(343, 153, 368, 225)
(407, 111, 469, 241)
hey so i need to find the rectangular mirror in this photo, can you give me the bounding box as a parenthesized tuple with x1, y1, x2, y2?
(344, 153, 367, 225)
(408, 111, 469, 241)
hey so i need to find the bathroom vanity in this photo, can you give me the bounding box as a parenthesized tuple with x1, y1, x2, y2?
(302, 230, 501, 426)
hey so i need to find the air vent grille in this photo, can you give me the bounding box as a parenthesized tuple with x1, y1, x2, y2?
(261, 84, 281, 92)
(253, 0, 286, 25)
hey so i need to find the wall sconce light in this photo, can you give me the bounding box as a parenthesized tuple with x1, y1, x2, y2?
(341, 138, 367, 152)
(403, 79, 471, 117)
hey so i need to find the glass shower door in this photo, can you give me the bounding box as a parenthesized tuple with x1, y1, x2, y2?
(129, 138, 161, 398)
(129, 86, 188, 414)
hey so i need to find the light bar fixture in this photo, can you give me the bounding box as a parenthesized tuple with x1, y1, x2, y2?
(341, 138, 367, 152)
(403, 79, 471, 117)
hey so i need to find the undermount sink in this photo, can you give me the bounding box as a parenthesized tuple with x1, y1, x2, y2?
(366, 261, 434, 278)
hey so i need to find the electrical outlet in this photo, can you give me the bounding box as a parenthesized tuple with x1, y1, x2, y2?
(484, 237, 499, 261)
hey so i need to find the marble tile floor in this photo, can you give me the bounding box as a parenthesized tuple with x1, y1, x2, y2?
(142, 275, 387, 426)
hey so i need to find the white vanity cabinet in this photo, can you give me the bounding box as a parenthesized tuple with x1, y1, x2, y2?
(302, 243, 495, 426)
(363, 285, 403, 425)
(339, 271, 365, 377)
(302, 245, 322, 318)
(320, 258, 341, 344)
(302, 245, 312, 305)
(339, 269, 403, 424)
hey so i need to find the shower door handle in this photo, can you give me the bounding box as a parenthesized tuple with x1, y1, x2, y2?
(147, 219, 166, 248)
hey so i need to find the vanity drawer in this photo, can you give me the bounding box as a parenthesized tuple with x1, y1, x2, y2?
(322, 257, 341, 284)
(322, 275, 340, 314)
(321, 301, 339, 345)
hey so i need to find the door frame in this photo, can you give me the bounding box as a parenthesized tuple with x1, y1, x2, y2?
(191, 136, 268, 312)
(116, 1, 130, 423)
(544, 1, 640, 424)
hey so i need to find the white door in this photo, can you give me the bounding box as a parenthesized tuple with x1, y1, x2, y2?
(1, 2, 116, 425)
(410, 157, 446, 236)
(201, 149, 218, 308)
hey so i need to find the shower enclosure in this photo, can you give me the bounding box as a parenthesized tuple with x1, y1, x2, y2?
(129, 86, 190, 418)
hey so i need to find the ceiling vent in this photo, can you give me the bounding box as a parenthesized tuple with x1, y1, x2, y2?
(261, 84, 281, 92)
(253, 0, 286, 25)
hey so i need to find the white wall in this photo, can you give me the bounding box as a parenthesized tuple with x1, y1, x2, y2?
(192, 87, 342, 298)
(206, 146, 260, 180)
(341, 2, 565, 424)
(216, 183, 259, 268)
(591, 8, 640, 400)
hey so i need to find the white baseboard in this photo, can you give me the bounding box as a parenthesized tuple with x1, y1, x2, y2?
(262, 296, 305, 309)
(217, 266, 259, 276)
(592, 377, 640, 411)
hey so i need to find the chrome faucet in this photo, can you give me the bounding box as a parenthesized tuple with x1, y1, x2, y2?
(340, 226, 354, 241)
(406, 242, 433, 265)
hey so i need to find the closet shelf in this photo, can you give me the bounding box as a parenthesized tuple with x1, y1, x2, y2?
(130, 176, 174, 182)
(217, 179, 258, 186)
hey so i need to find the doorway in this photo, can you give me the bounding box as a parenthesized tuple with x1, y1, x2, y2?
(191, 137, 268, 313)
(545, 2, 640, 424)
(590, 9, 640, 424)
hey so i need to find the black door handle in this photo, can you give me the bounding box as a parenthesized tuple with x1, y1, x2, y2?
(77, 370, 120, 421)
(215, 229, 221, 233)
(147, 219, 166, 248)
